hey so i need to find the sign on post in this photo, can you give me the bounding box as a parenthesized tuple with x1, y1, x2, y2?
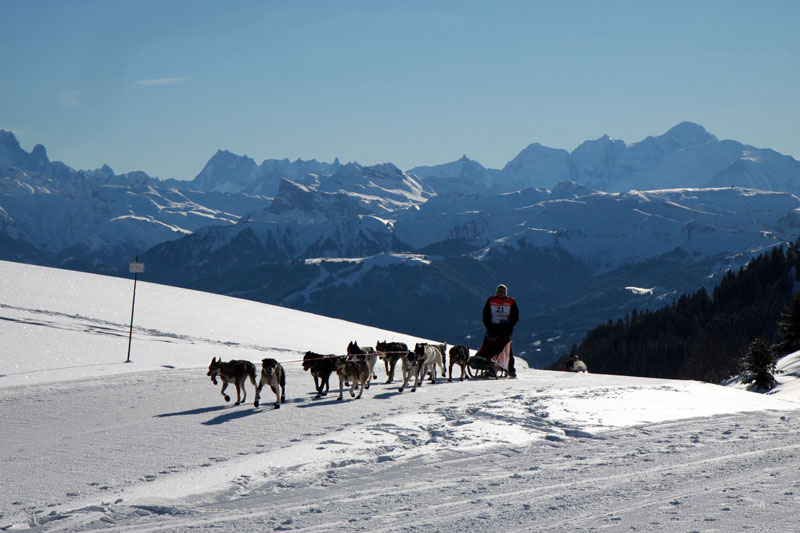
(126, 257, 144, 363)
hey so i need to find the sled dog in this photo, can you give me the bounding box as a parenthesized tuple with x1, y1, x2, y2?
(346, 341, 379, 388)
(398, 350, 421, 393)
(375, 340, 408, 384)
(207, 357, 256, 405)
(334, 357, 371, 400)
(414, 343, 446, 384)
(302, 351, 338, 398)
(448, 345, 470, 382)
(254, 358, 286, 409)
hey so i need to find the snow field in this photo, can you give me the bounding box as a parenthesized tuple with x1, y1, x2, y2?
(2, 260, 800, 531)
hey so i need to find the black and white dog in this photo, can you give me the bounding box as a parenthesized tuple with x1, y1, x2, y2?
(254, 358, 286, 409)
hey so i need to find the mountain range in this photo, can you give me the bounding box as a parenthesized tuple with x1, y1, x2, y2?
(188, 121, 800, 195)
(2, 123, 800, 367)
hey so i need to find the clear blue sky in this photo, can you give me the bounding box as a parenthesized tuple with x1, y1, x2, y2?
(2, 0, 798, 180)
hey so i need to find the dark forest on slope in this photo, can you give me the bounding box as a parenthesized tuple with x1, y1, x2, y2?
(550, 240, 800, 383)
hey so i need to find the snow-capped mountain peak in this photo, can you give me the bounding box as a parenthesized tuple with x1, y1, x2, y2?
(661, 121, 717, 147)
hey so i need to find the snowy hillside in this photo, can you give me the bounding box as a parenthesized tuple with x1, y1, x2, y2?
(0, 163, 266, 268)
(2, 260, 800, 531)
(393, 186, 800, 274)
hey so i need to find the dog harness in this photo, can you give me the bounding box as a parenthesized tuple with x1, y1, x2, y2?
(488, 296, 515, 324)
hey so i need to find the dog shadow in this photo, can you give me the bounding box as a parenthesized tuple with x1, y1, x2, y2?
(372, 390, 403, 400)
(155, 405, 228, 418)
(296, 391, 370, 407)
(202, 407, 261, 425)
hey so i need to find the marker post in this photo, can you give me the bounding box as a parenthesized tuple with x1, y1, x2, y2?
(126, 256, 145, 363)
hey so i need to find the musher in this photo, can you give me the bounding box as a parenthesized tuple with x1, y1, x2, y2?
(481, 283, 519, 378)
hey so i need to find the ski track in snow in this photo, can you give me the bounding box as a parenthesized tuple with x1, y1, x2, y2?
(0, 303, 290, 355)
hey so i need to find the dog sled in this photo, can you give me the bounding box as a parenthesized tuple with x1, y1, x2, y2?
(467, 336, 512, 379)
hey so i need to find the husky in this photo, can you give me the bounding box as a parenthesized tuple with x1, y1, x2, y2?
(414, 343, 446, 384)
(398, 350, 421, 393)
(448, 345, 470, 382)
(254, 358, 286, 409)
(302, 351, 338, 398)
(375, 340, 408, 384)
(334, 357, 371, 400)
(207, 357, 256, 405)
(346, 341, 379, 388)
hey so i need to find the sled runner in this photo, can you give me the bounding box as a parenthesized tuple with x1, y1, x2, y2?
(467, 336, 511, 379)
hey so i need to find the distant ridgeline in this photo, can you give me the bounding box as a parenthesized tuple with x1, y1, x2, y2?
(553, 239, 800, 383)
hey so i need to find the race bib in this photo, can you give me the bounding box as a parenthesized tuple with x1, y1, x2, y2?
(489, 297, 514, 324)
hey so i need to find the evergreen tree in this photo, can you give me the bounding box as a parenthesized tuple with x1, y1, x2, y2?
(740, 337, 778, 392)
(549, 241, 800, 382)
(776, 292, 800, 356)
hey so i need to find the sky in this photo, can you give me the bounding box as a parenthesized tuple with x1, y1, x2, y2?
(1, 0, 799, 181)
(2, 258, 800, 530)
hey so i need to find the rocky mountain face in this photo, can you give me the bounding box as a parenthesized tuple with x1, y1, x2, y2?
(2, 124, 800, 366)
(190, 149, 343, 196)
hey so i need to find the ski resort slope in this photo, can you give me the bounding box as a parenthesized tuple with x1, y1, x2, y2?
(1, 260, 799, 532)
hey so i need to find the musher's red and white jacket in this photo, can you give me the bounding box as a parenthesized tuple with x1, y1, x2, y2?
(482, 295, 519, 339)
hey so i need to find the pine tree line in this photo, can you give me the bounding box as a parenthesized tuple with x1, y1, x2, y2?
(550, 239, 800, 384)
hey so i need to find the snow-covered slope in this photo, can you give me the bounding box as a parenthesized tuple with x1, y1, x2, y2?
(0, 168, 266, 267)
(262, 162, 431, 219)
(725, 350, 800, 398)
(0, 133, 270, 269)
(146, 183, 800, 278)
(394, 185, 800, 275)
(1, 260, 799, 531)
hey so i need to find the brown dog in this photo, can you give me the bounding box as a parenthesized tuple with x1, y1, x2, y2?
(207, 357, 256, 405)
(334, 357, 371, 400)
(448, 345, 470, 382)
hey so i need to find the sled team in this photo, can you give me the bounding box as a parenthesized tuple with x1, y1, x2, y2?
(207, 284, 587, 409)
